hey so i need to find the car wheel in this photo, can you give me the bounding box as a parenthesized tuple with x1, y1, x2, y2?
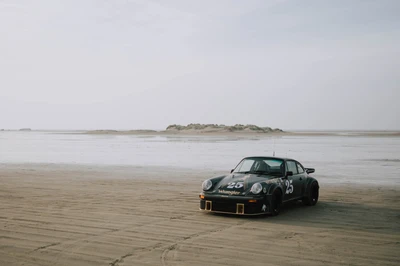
(271, 190, 282, 216)
(303, 181, 319, 206)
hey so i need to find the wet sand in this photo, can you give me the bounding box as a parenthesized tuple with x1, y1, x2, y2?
(0, 164, 399, 266)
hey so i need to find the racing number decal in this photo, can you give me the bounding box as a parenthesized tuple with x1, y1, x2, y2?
(285, 180, 294, 194)
(227, 182, 244, 189)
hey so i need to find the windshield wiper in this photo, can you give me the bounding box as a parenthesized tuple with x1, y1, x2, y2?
(250, 170, 270, 175)
(235, 171, 271, 175)
(269, 173, 283, 177)
(235, 171, 251, 174)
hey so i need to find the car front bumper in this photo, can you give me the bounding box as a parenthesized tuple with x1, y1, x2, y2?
(199, 194, 271, 215)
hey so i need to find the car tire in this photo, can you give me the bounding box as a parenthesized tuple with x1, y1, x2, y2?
(271, 189, 282, 216)
(303, 181, 319, 206)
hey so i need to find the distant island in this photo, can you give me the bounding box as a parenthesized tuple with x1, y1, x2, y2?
(86, 124, 284, 135)
(7, 126, 394, 137)
(166, 124, 283, 133)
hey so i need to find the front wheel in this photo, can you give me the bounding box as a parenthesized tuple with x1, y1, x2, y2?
(302, 181, 319, 206)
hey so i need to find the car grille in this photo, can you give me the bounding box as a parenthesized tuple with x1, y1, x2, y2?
(201, 199, 266, 214)
(212, 201, 237, 213)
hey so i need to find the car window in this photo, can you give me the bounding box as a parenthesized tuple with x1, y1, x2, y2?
(233, 158, 284, 175)
(286, 161, 298, 174)
(235, 159, 255, 172)
(264, 159, 284, 175)
(297, 163, 304, 174)
(252, 161, 264, 171)
(263, 159, 282, 167)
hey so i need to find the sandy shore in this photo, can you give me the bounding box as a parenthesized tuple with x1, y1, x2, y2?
(0, 164, 399, 266)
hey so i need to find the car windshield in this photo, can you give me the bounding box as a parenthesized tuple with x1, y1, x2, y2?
(233, 158, 284, 176)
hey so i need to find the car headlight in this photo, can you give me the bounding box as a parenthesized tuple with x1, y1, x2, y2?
(202, 179, 213, 191)
(250, 183, 262, 194)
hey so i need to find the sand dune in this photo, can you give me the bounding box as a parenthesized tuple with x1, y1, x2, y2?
(0, 164, 399, 266)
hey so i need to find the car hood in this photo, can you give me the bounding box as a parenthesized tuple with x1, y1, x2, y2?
(211, 173, 280, 196)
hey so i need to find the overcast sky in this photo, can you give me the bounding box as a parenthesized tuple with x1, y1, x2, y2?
(1, 0, 399, 130)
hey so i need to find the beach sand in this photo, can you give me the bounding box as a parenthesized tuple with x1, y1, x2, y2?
(0, 164, 399, 266)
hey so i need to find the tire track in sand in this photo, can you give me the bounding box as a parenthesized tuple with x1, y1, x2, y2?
(160, 220, 249, 266)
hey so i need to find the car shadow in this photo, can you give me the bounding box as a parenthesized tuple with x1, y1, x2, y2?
(208, 200, 399, 233)
(209, 200, 307, 219)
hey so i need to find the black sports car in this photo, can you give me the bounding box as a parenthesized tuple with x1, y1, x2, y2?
(199, 156, 319, 216)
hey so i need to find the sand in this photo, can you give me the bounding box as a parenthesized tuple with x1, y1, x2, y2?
(0, 164, 399, 266)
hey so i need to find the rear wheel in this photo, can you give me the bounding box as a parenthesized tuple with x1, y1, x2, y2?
(271, 190, 282, 216)
(303, 181, 319, 206)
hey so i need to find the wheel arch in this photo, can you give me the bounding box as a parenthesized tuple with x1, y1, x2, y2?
(303, 177, 319, 196)
(267, 184, 284, 203)
(267, 183, 283, 194)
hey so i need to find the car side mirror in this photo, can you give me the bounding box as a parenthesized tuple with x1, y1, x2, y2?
(230, 169, 234, 173)
(286, 171, 293, 177)
(306, 168, 315, 174)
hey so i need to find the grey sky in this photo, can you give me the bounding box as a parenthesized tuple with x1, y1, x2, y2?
(1, 0, 399, 130)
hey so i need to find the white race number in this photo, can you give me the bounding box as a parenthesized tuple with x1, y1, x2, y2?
(227, 182, 244, 189)
(285, 180, 294, 194)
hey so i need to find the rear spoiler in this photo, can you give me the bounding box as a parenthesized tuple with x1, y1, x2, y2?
(305, 168, 315, 174)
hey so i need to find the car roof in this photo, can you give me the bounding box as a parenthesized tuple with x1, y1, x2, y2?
(243, 156, 295, 161)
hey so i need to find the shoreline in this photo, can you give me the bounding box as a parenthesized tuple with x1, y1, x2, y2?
(2, 130, 400, 137)
(1, 162, 398, 188)
(83, 130, 400, 138)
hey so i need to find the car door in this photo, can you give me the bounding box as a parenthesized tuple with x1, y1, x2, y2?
(296, 162, 307, 197)
(286, 160, 304, 199)
(284, 160, 297, 200)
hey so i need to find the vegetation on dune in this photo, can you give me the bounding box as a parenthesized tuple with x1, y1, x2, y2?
(166, 124, 283, 133)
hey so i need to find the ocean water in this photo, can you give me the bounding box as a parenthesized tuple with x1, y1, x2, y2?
(1, 131, 399, 185)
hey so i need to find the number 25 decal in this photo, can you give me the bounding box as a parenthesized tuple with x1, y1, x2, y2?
(285, 180, 294, 194)
(227, 182, 244, 189)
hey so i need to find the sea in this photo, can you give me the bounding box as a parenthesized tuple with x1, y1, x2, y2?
(1, 131, 399, 185)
